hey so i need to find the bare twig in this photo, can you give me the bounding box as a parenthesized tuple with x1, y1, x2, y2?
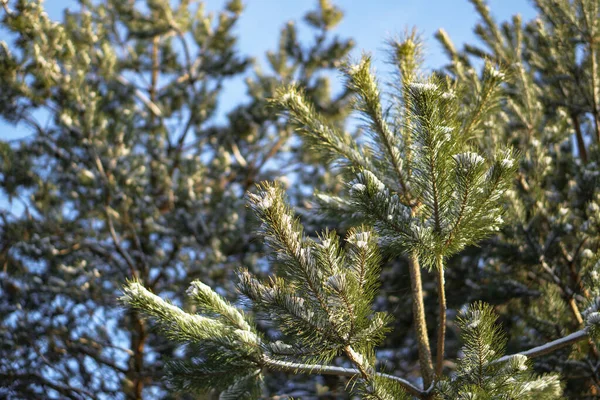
(435, 256, 447, 378)
(571, 113, 588, 163)
(104, 207, 137, 277)
(408, 253, 434, 387)
(491, 328, 590, 365)
(262, 355, 424, 398)
(116, 75, 163, 118)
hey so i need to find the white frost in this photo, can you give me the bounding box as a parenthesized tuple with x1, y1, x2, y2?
(348, 63, 361, 76)
(501, 158, 514, 168)
(409, 82, 438, 93)
(258, 196, 273, 210)
(487, 66, 505, 79)
(362, 170, 385, 191)
(586, 312, 600, 326)
(349, 231, 371, 249)
(350, 183, 366, 195)
(453, 152, 485, 168)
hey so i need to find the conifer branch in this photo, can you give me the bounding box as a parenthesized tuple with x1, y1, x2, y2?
(460, 63, 504, 139)
(343, 345, 370, 380)
(491, 328, 590, 365)
(122, 269, 425, 397)
(262, 355, 424, 397)
(273, 86, 365, 167)
(346, 56, 412, 204)
(435, 28, 459, 64)
(536, 251, 584, 325)
(237, 270, 341, 344)
(247, 185, 348, 342)
(405, 80, 457, 243)
(426, 142, 442, 234)
(389, 32, 424, 182)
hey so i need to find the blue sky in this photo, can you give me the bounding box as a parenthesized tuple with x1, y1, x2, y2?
(1, 0, 536, 141)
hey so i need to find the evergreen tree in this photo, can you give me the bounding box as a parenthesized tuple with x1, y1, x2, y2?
(0, 0, 353, 398)
(5, 0, 600, 398)
(435, 0, 600, 397)
(121, 44, 600, 397)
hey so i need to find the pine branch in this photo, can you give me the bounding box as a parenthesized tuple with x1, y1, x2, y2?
(460, 63, 505, 139)
(490, 328, 590, 365)
(248, 185, 325, 302)
(123, 278, 423, 397)
(443, 149, 516, 256)
(237, 270, 340, 345)
(187, 280, 252, 332)
(345, 227, 381, 306)
(404, 79, 457, 243)
(468, 0, 504, 55)
(345, 56, 412, 205)
(273, 86, 369, 171)
(262, 355, 424, 398)
(348, 170, 419, 254)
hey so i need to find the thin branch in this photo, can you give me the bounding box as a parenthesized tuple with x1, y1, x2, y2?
(169, 112, 196, 176)
(435, 255, 447, 378)
(571, 241, 592, 299)
(571, 112, 588, 163)
(262, 355, 424, 398)
(408, 252, 434, 387)
(539, 255, 583, 324)
(79, 239, 128, 275)
(149, 241, 181, 290)
(581, 13, 600, 142)
(66, 342, 129, 374)
(355, 69, 412, 204)
(344, 345, 370, 380)
(3, 373, 95, 400)
(1, 0, 12, 15)
(116, 75, 163, 118)
(104, 207, 137, 277)
(491, 328, 590, 365)
(244, 134, 288, 190)
(126, 220, 150, 278)
(523, 227, 586, 326)
(230, 139, 248, 167)
(150, 35, 160, 103)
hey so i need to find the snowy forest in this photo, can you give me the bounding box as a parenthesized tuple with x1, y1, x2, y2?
(1, 0, 600, 398)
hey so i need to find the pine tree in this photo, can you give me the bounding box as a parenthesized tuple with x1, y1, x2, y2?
(436, 0, 600, 396)
(121, 41, 600, 397)
(0, 0, 353, 398)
